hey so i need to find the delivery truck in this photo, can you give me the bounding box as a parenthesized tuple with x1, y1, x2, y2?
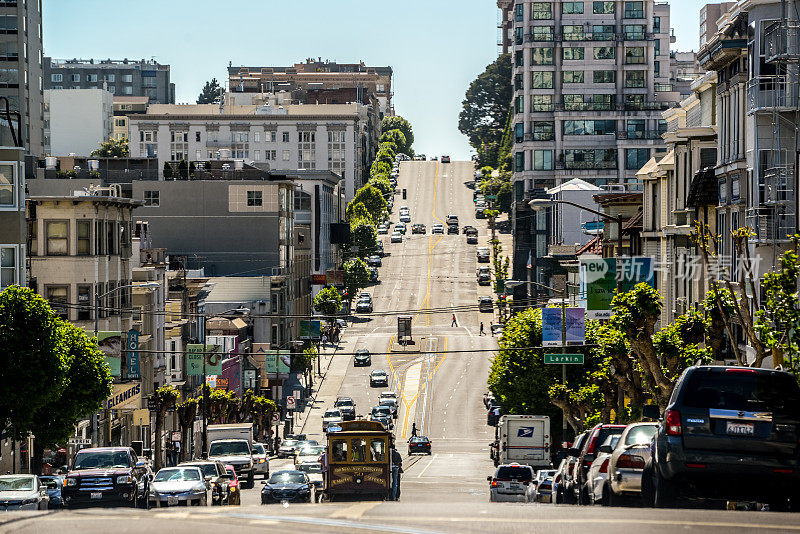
(493, 415, 551, 470)
(207, 423, 255, 488)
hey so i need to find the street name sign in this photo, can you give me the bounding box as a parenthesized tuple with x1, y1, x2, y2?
(544, 353, 584, 365)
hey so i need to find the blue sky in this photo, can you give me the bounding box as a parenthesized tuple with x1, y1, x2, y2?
(44, 0, 707, 161)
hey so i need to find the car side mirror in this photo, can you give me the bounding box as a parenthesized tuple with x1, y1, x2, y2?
(261, 480, 267, 485)
(487, 476, 492, 481)
(642, 404, 661, 420)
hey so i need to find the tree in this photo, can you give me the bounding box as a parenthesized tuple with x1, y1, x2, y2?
(348, 184, 387, 223)
(240, 391, 276, 442)
(350, 219, 378, 257)
(344, 258, 371, 306)
(378, 141, 397, 157)
(458, 54, 512, 169)
(345, 201, 372, 224)
(163, 161, 173, 180)
(368, 176, 393, 199)
(30, 322, 113, 473)
(381, 116, 414, 152)
(175, 397, 198, 462)
(0, 286, 70, 440)
(380, 129, 408, 155)
(197, 78, 224, 104)
(374, 148, 395, 167)
(152, 385, 179, 471)
(313, 287, 343, 319)
(178, 159, 188, 180)
(189, 161, 196, 177)
(370, 160, 392, 179)
(91, 138, 129, 158)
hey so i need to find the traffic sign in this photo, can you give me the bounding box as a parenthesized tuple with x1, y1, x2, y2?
(486, 194, 498, 201)
(286, 396, 296, 410)
(271, 412, 280, 424)
(544, 353, 584, 365)
(69, 437, 92, 446)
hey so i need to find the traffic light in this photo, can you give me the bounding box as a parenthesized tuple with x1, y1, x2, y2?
(402, 189, 407, 199)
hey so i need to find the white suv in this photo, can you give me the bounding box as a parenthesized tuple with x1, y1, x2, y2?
(488, 463, 536, 503)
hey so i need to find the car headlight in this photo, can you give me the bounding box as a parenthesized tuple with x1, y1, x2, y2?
(149, 488, 159, 497)
(258, 458, 266, 464)
(116, 475, 133, 484)
(298, 487, 310, 493)
(64, 478, 77, 487)
(191, 486, 205, 494)
(249, 460, 253, 468)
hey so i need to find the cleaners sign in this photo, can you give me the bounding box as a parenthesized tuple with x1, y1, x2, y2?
(106, 383, 142, 410)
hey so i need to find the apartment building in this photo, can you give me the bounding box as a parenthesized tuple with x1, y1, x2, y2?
(127, 100, 371, 201)
(0, 144, 25, 292)
(498, 0, 516, 53)
(44, 88, 113, 156)
(0, 0, 44, 156)
(44, 57, 175, 104)
(507, 0, 683, 299)
(112, 96, 148, 141)
(228, 59, 393, 118)
(699, 2, 736, 48)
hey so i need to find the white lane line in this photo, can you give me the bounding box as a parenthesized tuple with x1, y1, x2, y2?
(329, 501, 381, 519)
(417, 453, 438, 478)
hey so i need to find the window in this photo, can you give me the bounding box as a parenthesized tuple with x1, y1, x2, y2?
(624, 24, 645, 39)
(515, 123, 524, 143)
(562, 70, 584, 83)
(254, 150, 261, 161)
(0, 246, 15, 289)
(0, 163, 15, 206)
(46, 221, 68, 255)
(515, 27, 524, 45)
(593, 94, 614, 110)
(533, 150, 553, 170)
(514, 73, 523, 90)
(532, 26, 553, 41)
(654, 60, 660, 77)
(515, 95, 524, 113)
(514, 152, 524, 172)
(624, 1, 643, 18)
(563, 94, 585, 110)
(45, 286, 69, 320)
(247, 190, 263, 207)
(626, 148, 650, 169)
(123, 86, 132, 95)
(86, 74, 98, 82)
(531, 71, 553, 88)
(593, 1, 614, 13)
(654, 39, 661, 56)
(70, 73, 80, 82)
(0, 40, 17, 60)
(532, 2, 552, 19)
(531, 94, 553, 111)
(0, 67, 18, 86)
(532, 121, 554, 140)
(562, 47, 584, 60)
(515, 52, 524, 67)
(332, 440, 347, 462)
(77, 221, 90, 255)
(593, 70, 615, 83)
(594, 46, 615, 59)
(77, 285, 91, 320)
(531, 47, 554, 65)
(515, 3, 524, 21)
(104, 74, 115, 82)
(562, 25, 584, 40)
(50, 73, 62, 82)
(564, 149, 617, 169)
(0, 15, 17, 31)
(626, 119, 645, 138)
(107, 86, 115, 94)
(591, 24, 615, 40)
(625, 47, 646, 64)
(625, 70, 645, 87)
(254, 131, 260, 143)
(625, 94, 645, 109)
(657, 119, 668, 135)
(282, 132, 290, 143)
(144, 190, 159, 207)
(562, 1, 583, 14)
(653, 16, 661, 33)
(123, 74, 132, 83)
(563, 120, 616, 135)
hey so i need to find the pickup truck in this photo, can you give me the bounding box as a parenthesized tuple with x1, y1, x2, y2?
(62, 447, 151, 508)
(207, 423, 255, 488)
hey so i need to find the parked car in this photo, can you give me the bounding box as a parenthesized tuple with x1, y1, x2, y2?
(224, 465, 241, 505)
(487, 406, 503, 426)
(251, 443, 270, 479)
(368, 267, 379, 283)
(354, 348, 372, 366)
(178, 461, 230, 506)
(533, 469, 557, 503)
(441, 155, 451, 163)
(432, 224, 444, 234)
(62, 447, 151, 509)
(408, 436, 432, 455)
(490, 323, 504, 337)
(0, 475, 49, 510)
(556, 432, 588, 504)
(391, 232, 403, 243)
(378, 224, 389, 235)
(479, 296, 494, 312)
(488, 463, 536, 503)
(367, 255, 382, 267)
(334, 397, 356, 421)
(605, 422, 658, 506)
(261, 470, 314, 504)
(370, 370, 389, 387)
(587, 434, 620, 504)
(642, 366, 800, 510)
(477, 247, 490, 263)
(322, 409, 344, 432)
(39, 475, 63, 509)
(575, 424, 627, 504)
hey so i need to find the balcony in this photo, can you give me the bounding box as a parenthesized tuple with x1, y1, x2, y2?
(621, 101, 671, 112)
(764, 21, 800, 63)
(555, 102, 614, 112)
(586, 32, 615, 41)
(746, 207, 795, 243)
(746, 76, 800, 114)
(761, 165, 795, 206)
(617, 130, 661, 140)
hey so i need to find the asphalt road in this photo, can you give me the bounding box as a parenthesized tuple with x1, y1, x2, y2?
(5, 161, 800, 533)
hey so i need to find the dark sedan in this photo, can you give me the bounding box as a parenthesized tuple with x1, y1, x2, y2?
(408, 436, 432, 455)
(261, 470, 314, 504)
(354, 349, 372, 366)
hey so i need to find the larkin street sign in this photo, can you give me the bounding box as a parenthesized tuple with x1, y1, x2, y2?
(544, 353, 584, 365)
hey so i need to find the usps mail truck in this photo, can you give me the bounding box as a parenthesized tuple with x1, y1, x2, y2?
(496, 415, 551, 469)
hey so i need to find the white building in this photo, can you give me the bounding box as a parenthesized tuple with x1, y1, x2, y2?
(44, 88, 114, 156)
(127, 98, 373, 201)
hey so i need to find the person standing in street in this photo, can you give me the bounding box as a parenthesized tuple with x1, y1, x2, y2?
(451, 314, 458, 327)
(391, 447, 403, 500)
(489, 321, 494, 336)
(479, 322, 485, 336)
(411, 423, 418, 437)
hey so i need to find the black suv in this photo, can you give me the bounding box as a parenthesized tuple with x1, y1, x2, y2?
(643, 366, 800, 510)
(62, 447, 151, 508)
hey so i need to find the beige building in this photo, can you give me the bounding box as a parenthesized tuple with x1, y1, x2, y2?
(112, 96, 148, 141)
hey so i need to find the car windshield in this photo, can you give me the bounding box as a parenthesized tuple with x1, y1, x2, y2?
(373, 371, 386, 377)
(40, 476, 62, 489)
(298, 440, 318, 447)
(601, 435, 620, 450)
(298, 446, 325, 456)
(0, 476, 34, 491)
(268, 472, 306, 484)
(411, 437, 429, 443)
(209, 441, 250, 456)
(683, 371, 800, 416)
(154, 468, 201, 482)
(281, 440, 299, 448)
(380, 400, 396, 406)
(253, 444, 266, 455)
(324, 410, 341, 418)
(336, 401, 353, 408)
(625, 424, 657, 446)
(74, 450, 131, 469)
(496, 466, 533, 481)
(297, 463, 322, 474)
(537, 470, 556, 481)
(373, 406, 391, 414)
(183, 463, 218, 478)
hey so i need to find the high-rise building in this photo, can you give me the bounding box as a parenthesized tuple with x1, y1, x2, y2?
(699, 2, 736, 48)
(43, 57, 175, 104)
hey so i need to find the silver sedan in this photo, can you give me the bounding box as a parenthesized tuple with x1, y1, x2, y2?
(0, 475, 49, 510)
(149, 466, 208, 507)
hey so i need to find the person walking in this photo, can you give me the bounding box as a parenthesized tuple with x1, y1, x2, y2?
(490, 321, 494, 337)
(411, 423, 418, 437)
(479, 322, 485, 336)
(451, 314, 458, 327)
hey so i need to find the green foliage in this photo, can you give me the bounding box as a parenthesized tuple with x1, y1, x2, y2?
(378, 141, 397, 158)
(374, 148, 395, 167)
(344, 258, 370, 303)
(350, 219, 378, 257)
(610, 283, 662, 333)
(197, 77, 224, 104)
(458, 54, 512, 169)
(347, 184, 387, 223)
(370, 160, 392, 179)
(480, 175, 513, 214)
(345, 201, 372, 224)
(653, 309, 712, 380)
(0, 286, 70, 439)
(381, 116, 414, 152)
(479, 166, 494, 178)
(313, 287, 343, 318)
(90, 138, 129, 158)
(496, 106, 515, 173)
(368, 176, 393, 199)
(177, 159, 188, 179)
(163, 161, 173, 179)
(380, 129, 408, 154)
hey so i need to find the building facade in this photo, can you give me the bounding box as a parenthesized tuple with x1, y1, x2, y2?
(0, 0, 44, 156)
(44, 88, 113, 156)
(0, 145, 25, 292)
(699, 2, 736, 48)
(112, 96, 148, 141)
(127, 102, 371, 201)
(44, 57, 175, 104)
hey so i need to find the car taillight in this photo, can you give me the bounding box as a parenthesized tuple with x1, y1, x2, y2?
(490, 478, 498, 487)
(665, 409, 682, 436)
(599, 458, 610, 474)
(616, 453, 645, 469)
(583, 459, 592, 468)
(586, 432, 599, 455)
(554, 474, 561, 483)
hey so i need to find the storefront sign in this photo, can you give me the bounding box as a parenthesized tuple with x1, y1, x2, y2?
(126, 329, 140, 379)
(106, 383, 141, 410)
(311, 274, 327, 285)
(98, 331, 122, 376)
(186, 344, 223, 376)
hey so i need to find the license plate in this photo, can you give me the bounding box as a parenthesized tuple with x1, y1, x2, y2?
(167, 496, 179, 506)
(90, 492, 102, 500)
(727, 421, 755, 436)
(510, 483, 520, 489)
